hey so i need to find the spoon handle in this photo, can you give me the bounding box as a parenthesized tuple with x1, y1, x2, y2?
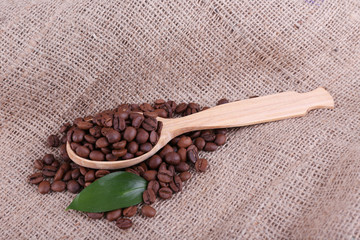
(166, 87, 334, 135)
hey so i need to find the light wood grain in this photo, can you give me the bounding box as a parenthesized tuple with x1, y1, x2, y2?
(67, 87, 334, 169)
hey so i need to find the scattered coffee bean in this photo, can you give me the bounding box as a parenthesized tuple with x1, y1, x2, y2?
(164, 152, 181, 165)
(34, 159, 44, 170)
(179, 171, 191, 182)
(147, 180, 160, 195)
(106, 209, 122, 221)
(116, 218, 132, 229)
(38, 180, 51, 194)
(28, 172, 43, 184)
(143, 170, 157, 181)
(177, 136, 192, 148)
(54, 167, 65, 181)
(67, 180, 81, 193)
(85, 170, 95, 182)
(42, 154, 55, 165)
(47, 135, 60, 147)
(42, 165, 57, 177)
(95, 170, 110, 178)
(51, 181, 66, 192)
(158, 187, 172, 199)
(143, 189, 156, 204)
(214, 133, 226, 146)
(142, 205, 156, 218)
(195, 158, 208, 172)
(204, 142, 218, 151)
(123, 206, 137, 217)
(87, 212, 104, 219)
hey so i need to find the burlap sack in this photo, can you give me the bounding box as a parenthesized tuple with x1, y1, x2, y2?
(1, 0, 359, 239)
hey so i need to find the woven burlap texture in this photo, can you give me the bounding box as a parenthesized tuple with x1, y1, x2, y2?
(1, 0, 359, 239)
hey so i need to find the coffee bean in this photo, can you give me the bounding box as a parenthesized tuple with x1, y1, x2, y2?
(140, 103, 154, 112)
(79, 167, 87, 176)
(84, 182, 91, 187)
(179, 171, 191, 182)
(168, 165, 175, 176)
(101, 114, 113, 127)
(85, 170, 95, 182)
(169, 175, 182, 192)
(123, 206, 137, 217)
(76, 121, 93, 130)
(127, 141, 138, 154)
(143, 189, 156, 204)
(217, 98, 229, 105)
(87, 212, 104, 219)
(54, 167, 65, 181)
(159, 182, 168, 188)
(71, 168, 80, 179)
(195, 158, 208, 172)
(123, 127, 137, 142)
(34, 159, 44, 170)
(70, 142, 81, 151)
(186, 148, 199, 164)
(175, 103, 187, 113)
(122, 153, 134, 160)
(42, 154, 55, 165)
(154, 108, 167, 118)
(214, 133, 226, 146)
(95, 137, 109, 148)
(144, 111, 158, 118)
(59, 144, 70, 161)
(125, 168, 140, 176)
(154, 99, 166, 106)
(158, 187, 172, 199)
(106, 209, 122, 221)
(101, 147, 111, 154)
(189, 131, 201, 138)
(105, 129, 121, 143)
(95, 170, 110, 178)
(116, 218, 132, 229)
(89, 126, 102, 138)
(47, 135, 60, 147)
(204, 142, 218, 151)
(136, 128, 149, 144)
(89, 150, 105, 161)
(147, 180, 160, 195)
(146, 155, 162, 169)
(105, 153, 117, 161)
(67, 180, 81, 193)
(159, 145, 174, 158)
(42, 165, 57, 177)
(157, 170, 173, 183)
(63, 170, 72, 181)
(164, 152, 181, 165)
(51, 181, 66, 192)
(143, 170, 157, 181)
(72, 128, 85, 142)
(142, 117, 157, 131)
(131, 115, 144, 129)
(215, 128, 227, 134)
(84, 134, 96, 144)
(38, 181, 51, 194)
(59, 122, 71, 133)
(112, 149, 127, 158)
(177, 136, 192, 148)
(28, 172, 43, 184)
(101, 128, 112, 137)
(142, 205, 156, 218)
(175, 162, 190, 172)
(83, 115, 93, 122)
(140, 143, 152, 153)
(194, 137, 206, 150)
(157, 121, 163, 135)
(112, 140, 127, 149)
(177, 148, 187, 162)
(77, 176, 85, 187)
(60, 162, 71, 172)
(75, 146, 90, 158)
(201, 130, 216, 142)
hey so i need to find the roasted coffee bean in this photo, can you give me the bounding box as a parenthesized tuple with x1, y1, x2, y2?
(59, 144, 70, 161)
(106, 153, 117, 161)
(157, 121, 163, 135)
(84, 134, 96, 144)
(73, 117, 83, 126)
(71, 168, 81, 179)
(186, 144, 198, 152)
(140, 103, 154, 112)
(142, 205, 156, 218)
(175, 162, 190, 172)
(135, 151, 144, 156)
(34, 159, 44, 170)
(123, 127, 137, 142)
(140, 143, 152, 153)
(89, 126, 102, 138)
(116, 218, 132, 229)
(76, 121, 93, 130)
(60, 162, 70, 172)
(112, 149, 127, 157)
(112, 140, 127, 149)
(170, 175, 182, 192)
(54, 167, 65, 181)
(28, 172, 43, 184)
(47, 135, 60, 147)
(89, 150, 105, 161)
(131, 115, 144, 129)
(154, 108, 168, 118)
(158, 187, 172, 199)
(60, 135, 66, 144)
(186, 148, 199, 164)
(159, 144, 174, 158)
(146, 155, 162, 169)
(70, 142, 81, 151)
(105, 129, 121, 143)
(106, 209, 122, 221)
(67, 180, 81, 193)
(147, 180, 160, 195)
(177, 136, 192, 148)
(188, 102, 199, 110)
(143, 189, 156, 204)
(143, 111, 158, 118)
(101, 147, 111, 154)
(201, 130, 216, 142)
(102, 127, 112, 137)
(142, 117, 157, 131)
(38, 181, 51, 194)
(159, 182, 168, 188)
(79, 167, 87, 176)
(125, 168, 140, 176)
(158, 162, 167, 172)
(154, 99, 166, 107)
(51, 181, 66, 192)
(83, 115, 93, 122)
(95, 170, 110, 178)
(189, 131, 201, 138)
(217, 98, 229, 105)
(63, 170, 72, 181)
(175, 103, 187, 113)
(59, 122, 71, 133)
(42, 154, 55, 165)
(51, 160, 60, 168)
(168, 165, 175, 176)
(85, 170, 95, 182)
(157, 170, 173, 183)
(215, 128, 227, 135)
(214, 133, 226, 146)
(101, 114, 113, 127)
(179, 171, 191, 182)
(87, 212, 104, 219)
(72, 128, 85, 143)
(95, 137, 109, 148)
(195, 158, 208, 172)
(77, 176, 85, 187)
(42, 165, 57, 177)
(66, 127, 74, 142)
(127, 141, 138, 154)
(84, 182, 92, 187)
(123, 206, 137, 217)
(164, 152, 181, 165)
(143, 170, 157, 181)
(136, 129, 149, 144)
(148, 131, 158, 145)
(170, 137, 180, 145)
(204, 142, 218, 151)
(83, 143, 94, 151)
(75, 146, 90, 158)
(177, 148, 187, 162)
(122, 153, 134, 160)
(194, 137, 206, 150)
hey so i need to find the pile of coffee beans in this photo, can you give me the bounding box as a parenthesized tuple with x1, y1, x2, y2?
(28, 98, 229, 229)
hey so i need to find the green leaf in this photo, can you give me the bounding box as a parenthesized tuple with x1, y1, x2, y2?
(66, 171, 147, 212)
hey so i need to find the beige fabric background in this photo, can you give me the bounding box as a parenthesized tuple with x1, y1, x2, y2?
(1, 0, 359, 239)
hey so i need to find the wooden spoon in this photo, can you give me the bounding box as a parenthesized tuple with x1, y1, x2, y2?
(67, 87, 334, 169)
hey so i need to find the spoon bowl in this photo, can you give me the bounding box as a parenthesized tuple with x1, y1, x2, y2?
(67, 87, 334, 169)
